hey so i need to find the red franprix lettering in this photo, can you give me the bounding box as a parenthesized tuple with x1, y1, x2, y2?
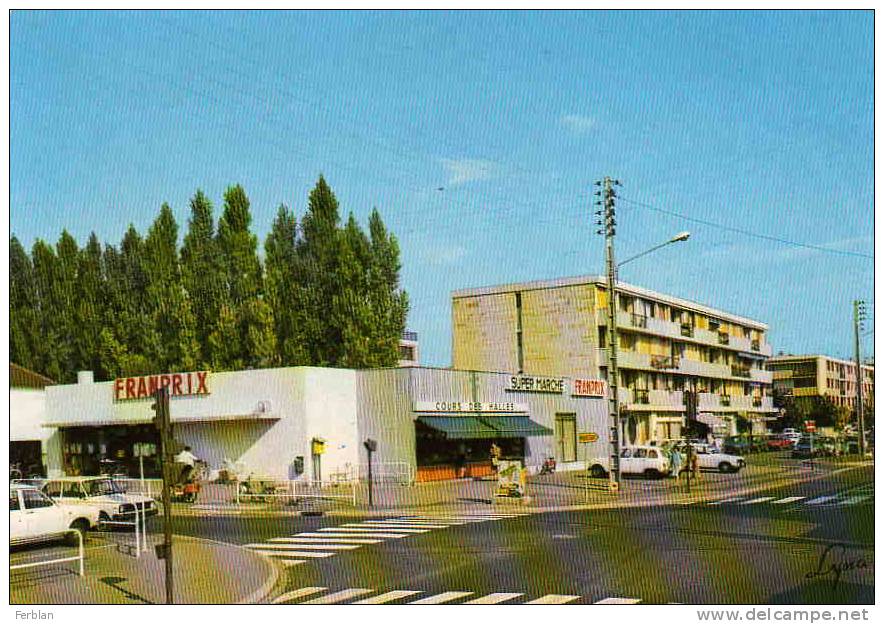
(195, 371, 209, 395)
(113, 371, 211, 402)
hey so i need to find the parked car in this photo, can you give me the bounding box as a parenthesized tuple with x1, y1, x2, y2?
(815, 436, 841, 457)
(791, 436, 822, 459)
(41, 477, 157, 527)
(10, 484, 98, 546)
(588, 446, 671, 479)
(723, 436, 751, 455)
(693, 446, 746, 473)
(766, 434, 794, 451)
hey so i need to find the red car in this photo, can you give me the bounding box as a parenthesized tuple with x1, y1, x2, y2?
(766, 435, 794, 451)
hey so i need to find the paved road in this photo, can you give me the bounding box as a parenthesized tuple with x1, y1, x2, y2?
(167, 465, 874, 604)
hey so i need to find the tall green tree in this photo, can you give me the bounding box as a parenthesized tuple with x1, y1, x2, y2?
(180, 190, 226, 366)
(31, 239, 68, 381)
(334, 213, 375, 367)
(10, 236, 42, 372)
(296, 175, 344, 365)
(143, 203, 200, 372)
(366, 208, 409, 366)
(73, 233, 106, 378)
(265, 205, 308, 365)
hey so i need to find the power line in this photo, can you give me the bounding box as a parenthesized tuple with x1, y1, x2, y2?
(618, 196, 873, 260)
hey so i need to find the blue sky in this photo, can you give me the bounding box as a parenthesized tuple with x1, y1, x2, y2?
(10, 10, 874, 366)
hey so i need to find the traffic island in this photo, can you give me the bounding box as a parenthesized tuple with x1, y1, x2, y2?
(10, 534, 280, 605)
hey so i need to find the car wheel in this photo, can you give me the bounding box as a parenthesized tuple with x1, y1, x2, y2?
(98, 511, 111, 531)
(590, 465, 607, 479)
(644, 469, 660, 479)
(67, 519, 89, 546)
(718, 462, 732, 473)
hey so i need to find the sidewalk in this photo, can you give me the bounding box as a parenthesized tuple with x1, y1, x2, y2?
(173, 457, 870, 519)
(10, 533, 280, 605)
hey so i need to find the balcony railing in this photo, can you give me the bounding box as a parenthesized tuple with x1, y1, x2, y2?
(719, 394, 732, 406)
(752, 396, 763, 407)
(650, 354, 680, 370)
(631, 313, 648, 328)
(751, 339, 760, 351)
(680, 323, 694, 337)
(731, 364, 752, 378)
(718, 332, 730, 345)
(632, 388, 650, 404)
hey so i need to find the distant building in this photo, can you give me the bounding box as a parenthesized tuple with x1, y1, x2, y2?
(10, 363, 55, 476)
(452, 275, 777, 445)
(398, 330, 420, 367)
(767, 354, 874, 410)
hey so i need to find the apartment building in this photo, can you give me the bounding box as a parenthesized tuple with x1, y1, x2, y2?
(767, 354, 874, 410)
(452, 275, 776, 447)
(398, 331, 420, 367)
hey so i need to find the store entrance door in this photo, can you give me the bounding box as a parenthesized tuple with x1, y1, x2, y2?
(554, 414, 577, 463)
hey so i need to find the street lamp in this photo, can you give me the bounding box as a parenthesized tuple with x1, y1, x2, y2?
(618, 232, 691, 268)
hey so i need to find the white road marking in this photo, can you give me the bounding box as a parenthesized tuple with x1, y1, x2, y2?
(739, 497, 775, 505)
(244, 548, 335, 558)
(273, 536, 383, 544)
(299, 588, 375, 604)
(352, 590, 423, 604)
(306, 531, 408, 539)
(463, 592, 524, 604)
(359, 522, 450, 529)
(252, 542, 360, 551)
(836, 496, 871, 506)
(594, 597, 642, 604)
(408, 591, 474, 604)
(771, 496, 806, 504)
(249, 551, 309, 564)
(708, 497, 745, 505)
(524, 594, 582, 604)
(271, 587, 327, 604)
(336, 525, 430, 533)
(805, 496, 839, 505)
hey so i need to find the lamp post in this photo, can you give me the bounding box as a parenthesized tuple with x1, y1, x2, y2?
(595, 179, 690, 493)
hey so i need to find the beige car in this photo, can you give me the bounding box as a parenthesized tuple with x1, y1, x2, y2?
(42, 477, 157, 526)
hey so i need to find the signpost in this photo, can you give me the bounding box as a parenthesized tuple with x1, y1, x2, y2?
(151, 387, 174, 605)
(578, 432, 599, 502)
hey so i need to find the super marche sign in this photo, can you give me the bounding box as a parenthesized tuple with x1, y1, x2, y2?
(114, 371, 210, 401)
(506, 375, 564, 394)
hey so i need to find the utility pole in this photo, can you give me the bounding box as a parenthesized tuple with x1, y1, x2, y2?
(853, 300, 867, 457)
(152, 387, 174, 604)
(595, 176, 622, 492)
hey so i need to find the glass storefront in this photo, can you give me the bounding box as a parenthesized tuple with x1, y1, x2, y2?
(61, 425, 161, 477)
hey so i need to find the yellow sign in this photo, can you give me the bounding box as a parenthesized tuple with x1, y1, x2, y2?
(609, 480, 619, 493)
(578, 432, 599, 443)
(311, 439, 326, 455)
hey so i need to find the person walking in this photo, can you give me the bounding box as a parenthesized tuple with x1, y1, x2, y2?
(670, 446, 683, 481)
(689, 446, 701, 480)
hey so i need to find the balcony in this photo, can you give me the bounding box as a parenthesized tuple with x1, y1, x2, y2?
(633, 388, 650, 404)
(680, 323, 694, 337)
(751, 340, 760, 351)
(630, 313, 648, 328)
(650, 354, 680, 370)
(719, 394, 731, 407)
(752, 396, 763, 408)
(620, 388, 685, 411)
(718, 332, 730, 345)
(731, 364, 752, 378)
(750, 368, 773, 384)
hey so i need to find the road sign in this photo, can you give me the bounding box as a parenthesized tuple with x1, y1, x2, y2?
(804, 420, 816, 433)
(578, 432, 599, 443)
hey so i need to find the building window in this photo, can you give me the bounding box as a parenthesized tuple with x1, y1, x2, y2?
(399, 345, 415, 361)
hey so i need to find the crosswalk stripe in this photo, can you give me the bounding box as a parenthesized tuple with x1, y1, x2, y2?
(299, 588, 375, 604)
(336, 525, 430, 533)
(524, 594, 581, 604)
(408, 591, 474, 604)
(594, 597, 642, 604)
(359, 522, 450, 529)
(306, 531, 408, 539)
(273, 536, 383, 544)
(251, 543, 360, 551)
(245, 548, 335, 558)
(277, 559, 307, 567)
(352, 590, 423, 604)
(708, 497, 745, 505)
(772, 496, 806, 504)
(272, 587, 327, 604)
(739, 497, 775, 505)
(463, 592, 524, 604)
(805, 496, 839, 505)
(250, 551, 309, 564)
(836, 495, 871, 506)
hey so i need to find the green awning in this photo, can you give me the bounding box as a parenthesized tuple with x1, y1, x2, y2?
(483, 416, 553, 438)
(417, 416, 552, 440)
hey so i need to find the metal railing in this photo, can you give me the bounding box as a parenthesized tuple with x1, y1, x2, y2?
(235, 476, 358, 507)
(632, 388, 650, 404)
(358, 461, 415, 485)
(11, 529, 85, 576)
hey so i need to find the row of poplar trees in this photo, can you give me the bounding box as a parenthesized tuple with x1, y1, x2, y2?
(10, 176, 409, 383)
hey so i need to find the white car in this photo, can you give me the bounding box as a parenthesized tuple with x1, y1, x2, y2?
(10, 484, 99, 546)
(588, 446, 671, 479)
(42, 477, 158, 526)
(693, 445, 745, 473)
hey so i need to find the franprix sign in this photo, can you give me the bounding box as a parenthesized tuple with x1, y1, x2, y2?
(114, 371, 210, 402)
(572, 378, 607, 397)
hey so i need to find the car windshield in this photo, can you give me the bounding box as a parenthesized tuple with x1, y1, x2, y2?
(84, 479, 125, 496)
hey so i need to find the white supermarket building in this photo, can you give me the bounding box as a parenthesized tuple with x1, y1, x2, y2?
(18, 366, 610, 483)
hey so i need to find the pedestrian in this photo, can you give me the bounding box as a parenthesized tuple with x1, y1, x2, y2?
(175, 445, 199, 483)
(670, 447, 683, 481)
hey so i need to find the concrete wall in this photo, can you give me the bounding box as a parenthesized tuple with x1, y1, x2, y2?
(357, 368, 415, 474)
(10, 388, 49, 442)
